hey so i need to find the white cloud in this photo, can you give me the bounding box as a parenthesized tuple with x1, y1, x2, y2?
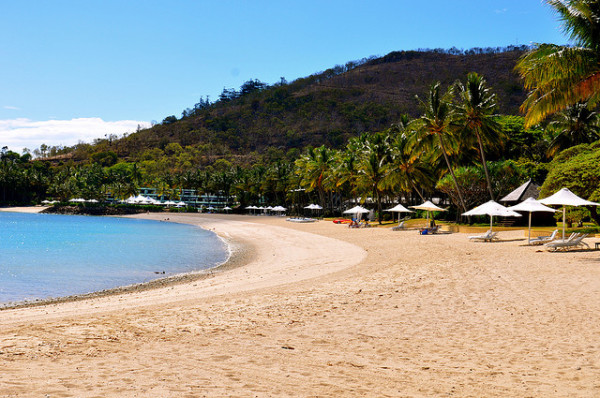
(494, 8, 508, 14)
(3, 105, 20, 110)
(0, 117, 151, 153)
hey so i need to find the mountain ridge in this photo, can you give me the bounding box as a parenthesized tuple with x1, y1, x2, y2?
(49, 47, 529, 164)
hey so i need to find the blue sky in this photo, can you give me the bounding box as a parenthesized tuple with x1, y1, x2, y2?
(0, 1, 566, 152)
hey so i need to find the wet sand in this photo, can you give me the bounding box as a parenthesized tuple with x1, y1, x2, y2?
(0, 206, 48, 214)
(1, 213, 600, 397)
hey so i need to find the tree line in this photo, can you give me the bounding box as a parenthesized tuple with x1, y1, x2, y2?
(5, 0, 600, 228)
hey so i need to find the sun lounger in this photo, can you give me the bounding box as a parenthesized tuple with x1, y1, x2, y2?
(529, 229, 558, 245)
(391, 221, 406, 231)
(468, 230, 498, 242)
(359, 221, 372, 228)
(419, 225, 440, 235)
(546, 233, 590, 251)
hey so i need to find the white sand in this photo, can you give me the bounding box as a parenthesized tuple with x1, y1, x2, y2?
(1, 213, 600, 397)
(0, 206, 48, 213)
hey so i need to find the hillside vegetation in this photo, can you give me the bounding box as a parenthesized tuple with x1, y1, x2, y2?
(45, 47, 528, 164)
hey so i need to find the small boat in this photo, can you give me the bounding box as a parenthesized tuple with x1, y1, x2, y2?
(286, 217, 317, 223)
(333, 219, 351, 224)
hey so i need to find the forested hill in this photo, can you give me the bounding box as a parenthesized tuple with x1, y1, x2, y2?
(67, 47, 528, 162)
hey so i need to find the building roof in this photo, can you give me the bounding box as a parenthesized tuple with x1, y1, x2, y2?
(500, 180, 540, 202)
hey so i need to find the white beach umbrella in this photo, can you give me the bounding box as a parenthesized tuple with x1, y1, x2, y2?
(410, 200, 446, 225)
(462, 200, 521, 231)
(305, 203, 323, 216)
(69, 198, 86, 203)
(410, 200, 446, 212)
(385, 203, 413, 213)
(223, 206, 232, 212)
(144, 196, 160, 205)
(271, 206, 287, 212)
(538, 187, 600, 240)
(87, 199, 99, 203)
(508, 197, 556, 244)
(343, 205, 370, 220)
(385, 203, 413, 224)
(343, 205, 370, 214)
(175, 201, 186, 207)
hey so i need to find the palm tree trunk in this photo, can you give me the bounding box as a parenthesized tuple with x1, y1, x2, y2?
(476, 131, 495, 201)
(410, 180, 426, 202)
(374, 185, 382, 224)
(317, 186, 326, 212)
(438, 134, 468, 213)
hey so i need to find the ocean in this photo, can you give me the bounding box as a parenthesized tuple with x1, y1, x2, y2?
(0, 212, 228, 305)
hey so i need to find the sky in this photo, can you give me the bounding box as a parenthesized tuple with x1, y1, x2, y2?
(0, 0, 568, 153)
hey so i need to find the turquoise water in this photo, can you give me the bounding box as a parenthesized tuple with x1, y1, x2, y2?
(0, 213, 228, 305)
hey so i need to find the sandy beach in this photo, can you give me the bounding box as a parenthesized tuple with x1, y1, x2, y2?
(1, 213, 600, 397)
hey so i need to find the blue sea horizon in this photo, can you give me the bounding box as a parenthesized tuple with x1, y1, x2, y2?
(0, 212, 228, 305)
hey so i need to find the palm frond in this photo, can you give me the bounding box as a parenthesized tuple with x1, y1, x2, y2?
(516, 43, 599, 126)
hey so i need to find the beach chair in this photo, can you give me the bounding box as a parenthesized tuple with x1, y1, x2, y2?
(468, 230, 498, 242)
(546, 233, 590, 251)
(529, 229, 558, 245)
(359, 220, 372, 228)
(469, 229, 493, 241)
(348, 220, 360, 228)
(391, 221, 406, 231)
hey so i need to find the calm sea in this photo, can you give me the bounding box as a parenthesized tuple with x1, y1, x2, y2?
(0, 212, 228, 305)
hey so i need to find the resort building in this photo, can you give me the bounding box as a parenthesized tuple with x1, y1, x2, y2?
(105, 188, 229, 208)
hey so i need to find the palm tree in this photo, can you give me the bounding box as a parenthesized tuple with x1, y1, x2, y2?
(295, 146, 334, 210)
(547, 101, 600, 156)
(454, 72, 503, 200)
(356, 132, 392, 224)
(411, 83, 468, 212)
(334, 142, 361, 207)
(516, 0, 600, 127)
(386, 128, 434, 202)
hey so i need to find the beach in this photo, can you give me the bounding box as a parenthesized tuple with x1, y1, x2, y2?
(1, 213, 600, 397)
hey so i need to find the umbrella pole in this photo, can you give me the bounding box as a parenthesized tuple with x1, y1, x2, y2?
(528, 212, 532, 245)
(562, 207, 566, 241)
(490, 215, 493, 231)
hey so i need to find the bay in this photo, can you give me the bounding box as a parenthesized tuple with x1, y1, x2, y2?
(0, 213, 228, 304)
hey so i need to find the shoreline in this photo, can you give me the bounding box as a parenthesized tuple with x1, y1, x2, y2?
(0, 211, 252, 311)
(0, 213, 367, 325)
(1, 212, 600, 396)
